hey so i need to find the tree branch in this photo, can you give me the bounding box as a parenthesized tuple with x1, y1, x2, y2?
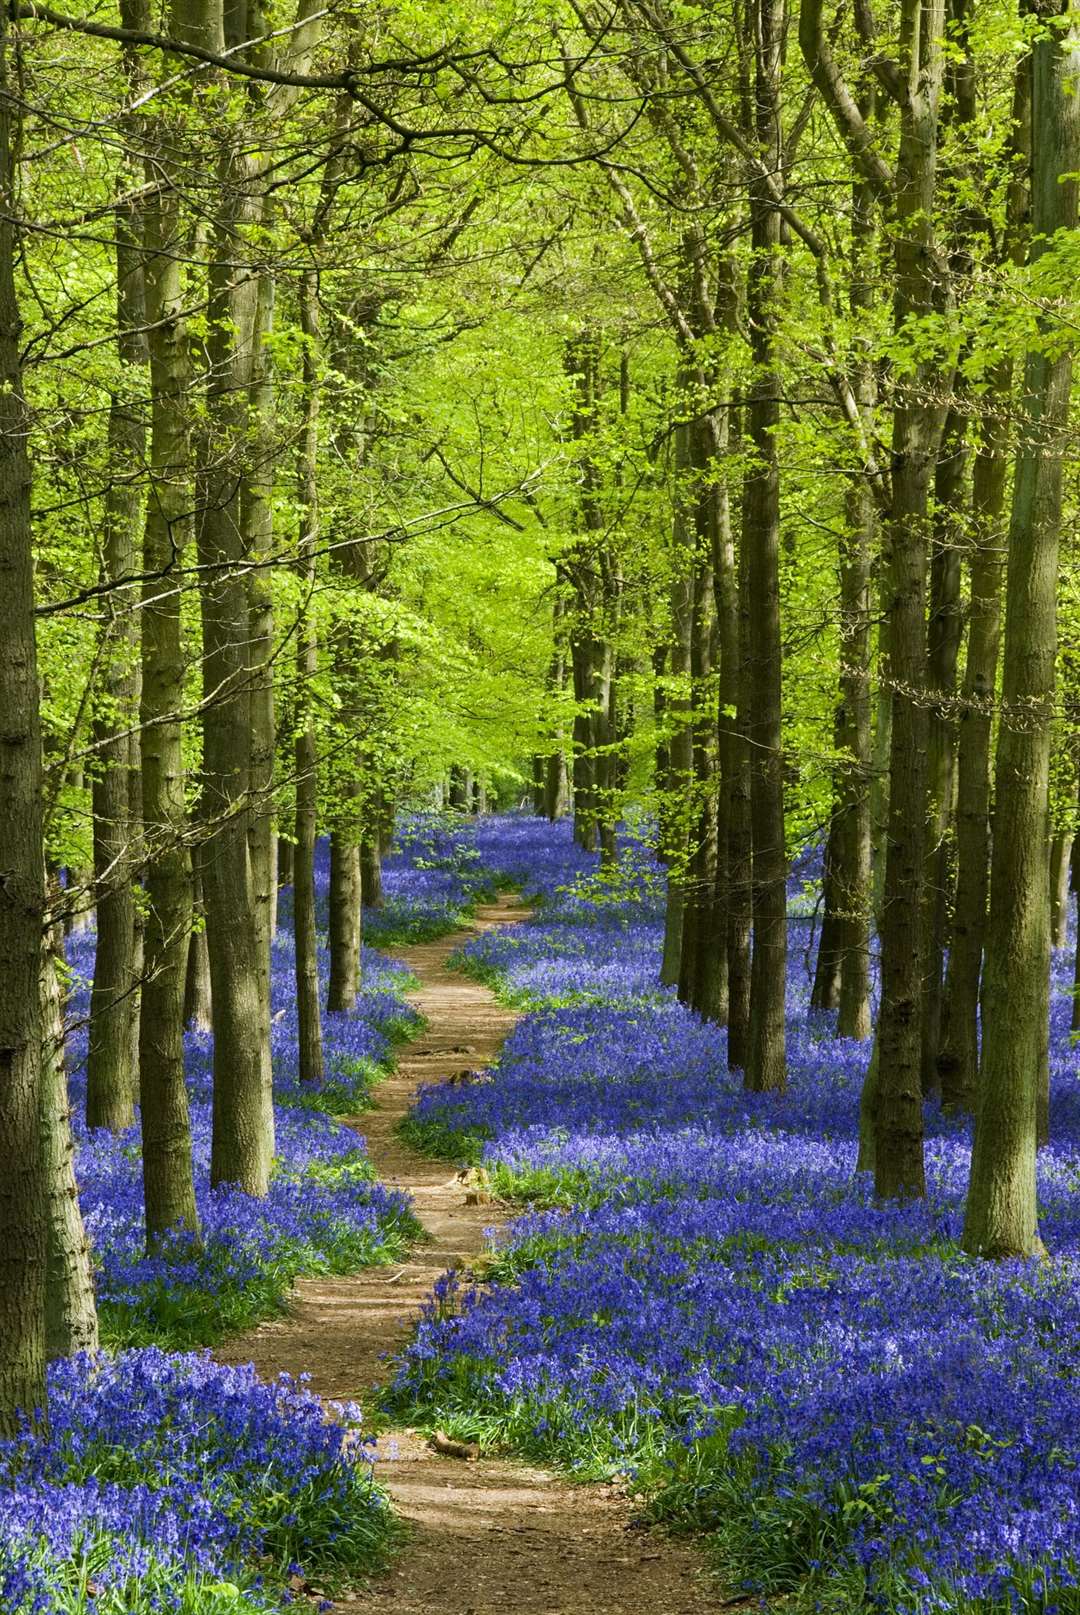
(798, 0, 893, 197)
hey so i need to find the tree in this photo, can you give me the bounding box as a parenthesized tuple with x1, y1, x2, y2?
(0, 5, 47, 1431)
(963, 0, 1080, 1259)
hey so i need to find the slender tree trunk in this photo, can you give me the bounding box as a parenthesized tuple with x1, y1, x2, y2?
(1072, 826, 1080, 1034)
(727, 532, 753, 1070)
(938, 372, 1010, 1108)
(866, 0, 950, 1200)
(246, 262, 276, 1063)
(139, 138, 200, 1250)
(1050, 832, 1072, 948)
(183, 872, 212, 1033)
(544, 593, 572, 820)
(679, 457, 716, 1009)
(919, 409, 966, 1095)
(199, 131, 273, 1194)
(964, 9, 1080, 1257)
(661, 414, 695, 987)
(328, 827, 362, 1012)
(0, 21, 47, 1423)
(448, 766, 471, 811)
(87, 84, 148, 1133)
(836, 469, 874, 1040)
(812, 812, 844, 1010)
(833, 152, 877, 1043)
(294, 267, 325, 1085)
(869, 573, 893, 923)
(697, 428, 736, 1025)
(744, 0, 787, 1092)
(361, 834, 384, 908)
(936, 30, 1029, 1108)
(41, 937, 98, 1360)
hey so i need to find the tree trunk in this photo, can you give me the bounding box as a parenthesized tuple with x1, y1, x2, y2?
(727, 531, 753, 1070)
(869, 572, 893, 924)
(679, 454, 716, 1010)
(1050, 832, 1072, 948)
(937, 370, 1010, 1108)
(964, 9, 1080, 1257)
(87, 80, 148, 1134)
(744, 0, 787, 1093)
(139, 131, 200, 1250)
(361, 834, 384, 908)
(919, 409, 966, 1096)
(328, 827, 362, 1012)
(246, 262, 276, 1063)
(811, 813, 844, 1010)
(1072, 827, 1080, 1033)
(696, 427, 737, 1026)
(41, 937, 98, 1360)
(448, 766, 471, 811)
(832, 158, 877, 1044)
(199, 131, 273, 1194)
(661, 415, 695, 987)
(543, 593, 572, 820)
(183, 872, 212, 1033)
(866, 0, 950, 1200)
(294, 266, 325, 1085)
(835, 468, 874, 1040)
(0, 19, 47, 1423)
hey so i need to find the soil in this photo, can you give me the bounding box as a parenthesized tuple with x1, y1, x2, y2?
(218, 895, 722, 1614)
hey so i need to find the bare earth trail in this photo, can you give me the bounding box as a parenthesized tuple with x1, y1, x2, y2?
(219, 895, 720, 1614)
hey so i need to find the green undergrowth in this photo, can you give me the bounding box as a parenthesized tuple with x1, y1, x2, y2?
(395, 1112, 486, 1165)
(368, 913, 472, 946)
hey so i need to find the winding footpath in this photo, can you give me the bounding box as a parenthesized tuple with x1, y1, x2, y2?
(219, 896, 719, 1614)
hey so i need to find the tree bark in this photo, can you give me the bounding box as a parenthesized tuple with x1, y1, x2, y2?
(678, 445, 716, 1010)
(919, 407, 966, 1094)
(360, 833, 384, 908)
(246, 261, 277, 1063)
(696, 428, 737, 1026)
(139, 154, 200, 1249)
(1072, 825, 1080, 1034)
(543, 593, 572, 819)
(835, 468, 874, 1040)
(811, 814, 844, 1011)
(328, 827, 362, 1012)
(727, 528, 753, 1070)
(661, 414, 695, 987)
(744, 0, 787, 1092)
(87, 47, 148, 1132)
(964, 6, 1080, 1257)
(937, 370, 1010, 1108)
(0, 16, 47, 1424)
(199, 126, 274, 1194)
(866, 0, 950, 1200)
(1050, 832, 1072, 948)
(294, 267, 325, 1084)
(41, 936, 98, 1360)
(183, 872, 212, 1033)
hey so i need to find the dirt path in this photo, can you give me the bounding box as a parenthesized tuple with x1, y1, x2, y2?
(219, 896, 719, 1614)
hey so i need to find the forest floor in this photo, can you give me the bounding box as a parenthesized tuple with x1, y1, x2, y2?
(218, 893, 720, 1615)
